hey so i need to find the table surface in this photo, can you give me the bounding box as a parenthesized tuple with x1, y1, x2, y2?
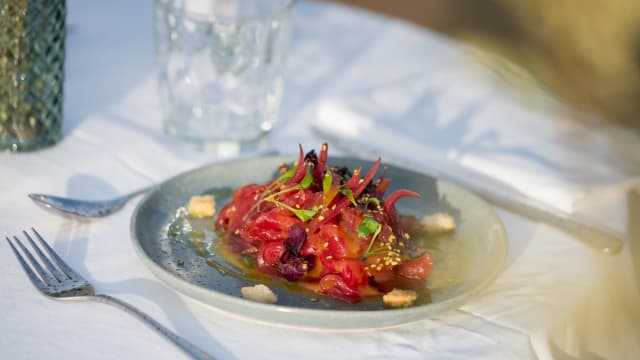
(1, 1, 636, 359)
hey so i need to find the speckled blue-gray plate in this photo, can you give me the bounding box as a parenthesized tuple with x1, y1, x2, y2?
(130, 156, 508, 329)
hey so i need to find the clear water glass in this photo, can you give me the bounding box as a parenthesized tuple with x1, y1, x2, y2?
(154, 0, 294, 156)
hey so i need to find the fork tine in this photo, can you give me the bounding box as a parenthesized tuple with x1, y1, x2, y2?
(30, 228, 84, 281)
(6, 237, 48, 294)
(23, 230, 66, 282)
(12, 235, 59, 286)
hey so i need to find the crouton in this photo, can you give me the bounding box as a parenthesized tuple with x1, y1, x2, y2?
(421, 212, 455, 234)
(188, 195, 216, 218)
(241, 284, 278, 304)
(383, 288, 418, 308)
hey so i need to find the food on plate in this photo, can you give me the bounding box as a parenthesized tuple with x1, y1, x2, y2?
(188, 195, 216, 218)
(382, 288, 418, 308)
(421, 212, 456, 234)
(241, 284, 278, 304)
(215, 143, 438, 305)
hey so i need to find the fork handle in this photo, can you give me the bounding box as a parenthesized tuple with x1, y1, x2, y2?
(93, 294, 216, 360)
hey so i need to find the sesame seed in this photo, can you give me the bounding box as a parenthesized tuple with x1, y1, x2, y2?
(323, 242, 329, 248)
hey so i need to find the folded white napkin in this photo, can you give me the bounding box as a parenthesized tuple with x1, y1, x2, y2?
(306, 23, 639, 247)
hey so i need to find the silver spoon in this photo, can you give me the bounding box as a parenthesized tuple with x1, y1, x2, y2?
(27, 150, 281, 219)
(29, 187, 152, 218)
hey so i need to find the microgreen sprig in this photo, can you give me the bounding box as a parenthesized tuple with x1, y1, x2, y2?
(276, 203, 318, 221)
(258, 165, 317, 221)
(359, 217, 382, 259)
(322, 170, 332, 195)
(340, 188, 357, 206)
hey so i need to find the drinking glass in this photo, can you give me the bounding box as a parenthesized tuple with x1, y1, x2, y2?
(154, 0, 294, 157)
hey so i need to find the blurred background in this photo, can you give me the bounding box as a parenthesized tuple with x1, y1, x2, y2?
(326, 3, 640, 356)
(333, 0, 640, 137)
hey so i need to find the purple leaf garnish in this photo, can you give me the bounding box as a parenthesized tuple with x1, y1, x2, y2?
(284, 224, 306, 253)
(278, 256, 309, 281)
(278, 224, 309, 281)
(334, 166, 352, 184)
(304, 149, 318, 168)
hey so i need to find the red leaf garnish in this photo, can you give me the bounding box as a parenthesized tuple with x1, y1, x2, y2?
(383, 189, 421, 214)
(312, 142, 329, 181)
(287, 144, 307, 185)
(353, 157, 381, 198)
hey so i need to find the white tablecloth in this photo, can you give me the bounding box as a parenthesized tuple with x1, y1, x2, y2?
(1, 1, 638, 359)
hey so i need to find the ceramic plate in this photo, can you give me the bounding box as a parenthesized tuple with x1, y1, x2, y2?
(130, 156, 508, 329)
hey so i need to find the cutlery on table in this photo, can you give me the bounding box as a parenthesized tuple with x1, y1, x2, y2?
(29, 187, 151, 218)
(6, 228, 215, 360)
(27, 150, 282, 218)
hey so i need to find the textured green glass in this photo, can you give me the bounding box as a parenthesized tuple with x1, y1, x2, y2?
(0, 0, 65, 152)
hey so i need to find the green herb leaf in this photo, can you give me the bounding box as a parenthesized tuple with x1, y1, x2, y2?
(290, 208, 317, 221)
(280, 164, 297, 181)
(298, 166, 314, 189)
(340, 188, 357, 206)
(322, 170, 332, 195)
(358, 217, 381, 238)
(366, 197, 381, 208)
(361, 217, 383, 259)
(241, 254, 255, 268)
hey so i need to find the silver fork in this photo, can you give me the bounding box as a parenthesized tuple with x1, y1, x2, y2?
(6, 228, 215, 360)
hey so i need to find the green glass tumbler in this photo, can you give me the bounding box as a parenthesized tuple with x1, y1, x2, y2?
(0, 0, 65, 152)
